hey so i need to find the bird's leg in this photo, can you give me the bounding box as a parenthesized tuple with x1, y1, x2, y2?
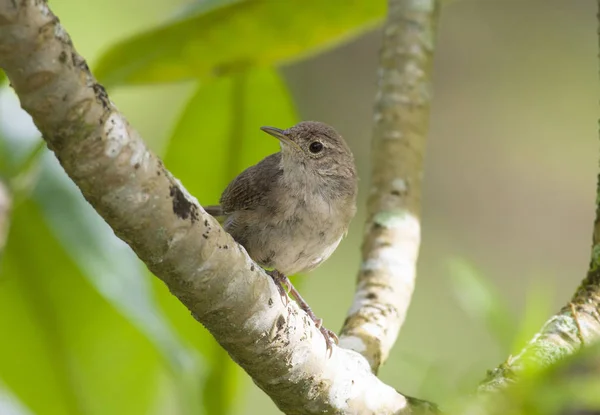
(268, 270, 338, 355)
(267, 269, 290, 305)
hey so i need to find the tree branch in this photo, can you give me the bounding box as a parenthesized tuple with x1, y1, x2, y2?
(0, 1, 430, 413)
(477, 0, 600, 394)
(339, 0, 440, 373)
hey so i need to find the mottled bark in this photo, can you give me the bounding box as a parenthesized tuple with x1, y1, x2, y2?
(339, 0, 440, 373)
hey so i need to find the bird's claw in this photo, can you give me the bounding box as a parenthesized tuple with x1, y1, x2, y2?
(313, 318, 337, 355)
(321, 326, 338, 356)
(267, 269, 337, 356)
(267, 270, 290, 306)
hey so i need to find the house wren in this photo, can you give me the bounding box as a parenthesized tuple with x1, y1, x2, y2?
(205, 121, 358, 352)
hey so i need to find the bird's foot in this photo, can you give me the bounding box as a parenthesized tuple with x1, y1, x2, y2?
(313, 318, 339, 355)
(267, 269, 337, 355)
(277, 272, 338, 355)
(267, 269, 290, 306)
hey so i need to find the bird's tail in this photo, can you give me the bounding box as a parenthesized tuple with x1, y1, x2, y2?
(204, 205, 224, 217)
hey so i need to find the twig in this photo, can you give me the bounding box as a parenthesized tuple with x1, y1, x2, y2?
(339, 0, 440, 373)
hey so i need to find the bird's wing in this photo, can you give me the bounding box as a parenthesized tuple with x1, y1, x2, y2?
(204, 205, 224, 217)
(220, 153, 282, 213)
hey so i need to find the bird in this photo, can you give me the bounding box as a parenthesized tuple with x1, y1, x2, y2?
(205, 121, 358, 352)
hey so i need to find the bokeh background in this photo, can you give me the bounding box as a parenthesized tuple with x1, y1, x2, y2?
(0, 0, 597, 414)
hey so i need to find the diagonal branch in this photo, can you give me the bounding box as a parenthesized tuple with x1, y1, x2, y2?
(0, 1, 434, 414)
(339, 0, 440, 373)
(477, 0, 600, 394)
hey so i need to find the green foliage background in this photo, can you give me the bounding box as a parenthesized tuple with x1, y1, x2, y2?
(0, 0, 598, 414)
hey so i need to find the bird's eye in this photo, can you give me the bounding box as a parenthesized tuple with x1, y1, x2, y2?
(309, 141, 323, 153)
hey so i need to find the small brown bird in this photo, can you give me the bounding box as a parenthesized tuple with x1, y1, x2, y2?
(205, 121, 358, 352)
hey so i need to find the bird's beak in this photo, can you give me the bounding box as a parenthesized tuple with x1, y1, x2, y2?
(260, 126, 301, 151)
(260, 126, 288, 143)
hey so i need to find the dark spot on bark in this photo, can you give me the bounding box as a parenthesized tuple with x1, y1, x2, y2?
(268, 298, 273, 306)
(134, 163, 140, 169)
(92, 83, 110, 110)
(318, 231, 325, 238)
(366, 292, 377, 300)
(250, 265, 255, 272)
(202, 234, 208, 239)
(58, 51, 67, 63)
(70, 52, 89, 73)
(223, 245, 228, 249)
(170, 184, 199, 223)
(204, 219, 209, 226)
(276, 315, 286, 331)
(391, 190, 401, 196)
(156, 159, 167, 177)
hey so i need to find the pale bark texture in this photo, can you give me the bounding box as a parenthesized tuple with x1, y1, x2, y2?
(339, 0, 440, 373)
(0, 1, 424, 414)
(477, 0, 600, 394)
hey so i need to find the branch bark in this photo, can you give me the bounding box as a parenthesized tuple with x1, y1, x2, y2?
(0, 1, 438, 414)
(339, 0, 440, 373)
(477, 0, 600, 394)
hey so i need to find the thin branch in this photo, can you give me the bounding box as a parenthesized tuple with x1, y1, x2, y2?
(339, 0, 440, 373)
(477, 0, 600, 393)
(0, 1, 427, 414)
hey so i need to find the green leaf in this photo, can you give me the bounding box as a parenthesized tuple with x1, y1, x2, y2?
(0, 70, 5, 85)
(94, 0, 385, 86)
(0, 200, 165, 415)
(155, 66, 297, 415)
(448, 257, 516, 353)
(164, 67, 295, 203)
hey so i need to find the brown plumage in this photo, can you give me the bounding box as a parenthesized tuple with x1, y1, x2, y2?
(205, 121, 358, 353)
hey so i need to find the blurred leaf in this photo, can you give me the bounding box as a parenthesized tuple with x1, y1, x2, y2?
(154, 66, 297, 414)
(94, 0, 384, 86)
(493, 343, 600, 415)
(6, 140, 46, 208)
(0, 70, 5, 85)
(0, 134, 7, 179)
(510, 277, 554, 355)
(170, 0, 245, 21)
(30, 153, 204, 414)
(0, 383, 33, 415)
(0, 200, 164, 415)
(164, 67, 295, 202)
(448, 258, 516, 353)
(32, 154, 195, 371)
